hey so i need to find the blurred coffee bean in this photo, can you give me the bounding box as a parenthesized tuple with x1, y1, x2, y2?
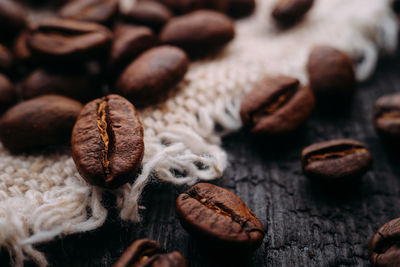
(176, 183, 265, 250)
(0, 74, 17, 114)
(109, 24, 155, 72)
(307, 45, 355, 99)
(116, 46, 189, 107)
(114, 238, 188, 267)
(28, 18, 112, 62)
(0, 95, 83, 152)
(369, 217, 400, 267)
(0, 0, 26, 39)
(13, 31, 32, 62)
(272, 0, 314, 27)
(227, 0, 256, 18)
(159, 10, 235, 57)
(71, 94, 144, 189)
(240, 75, 315, 135)
(374, 93, 400, 141)
(21, 69, 93, 102)
(121, 1, 173, 30)
(301, 139, 372, 182)
(59, 0, 119, 24)
(205, 0, 229, 13)
(0, 44, 13, 72)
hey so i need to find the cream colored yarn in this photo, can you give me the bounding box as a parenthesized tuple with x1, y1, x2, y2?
(0, 0, 397, 266)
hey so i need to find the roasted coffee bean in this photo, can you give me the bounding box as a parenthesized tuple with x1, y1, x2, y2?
(0, 74, 17, 114)
(114, 238, 187, 267)
(240, 75, 315, 135)
(176, 183, 265, 250)
(301, 139, 372, 181)
(0, 0, 26, 39)
(21, 69, 93, 101)
(116, 46, 189, 107)
(159, 10, 235, 57)
(374, 93, 400, 140)
(154, 0, 204, 14)
(121, 1, 173, 30)
(307, 45, 355, 99)
(272, 0, 314, 27)
(13, 31, 32, 62)
(0, 44, 13, 72)
(28, 18, 112, 62)
(205, 0, 229, 13)
(59, 0, 119, 24)
(369, 217, 400, 267)
(0, 95, 83, 152)
(71, 94, 144, 188)
(109, 24, 155, 71)
(227, 0, 256, 18)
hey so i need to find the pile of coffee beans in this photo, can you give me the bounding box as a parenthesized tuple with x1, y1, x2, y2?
(0, 0, 398, 266)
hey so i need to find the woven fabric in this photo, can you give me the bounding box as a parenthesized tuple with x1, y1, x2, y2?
(0, 0, 397, 266)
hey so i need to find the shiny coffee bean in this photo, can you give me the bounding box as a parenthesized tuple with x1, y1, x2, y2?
(0, 95, 83, 152)
(0, 74, 17, 114)
(0, 44, 13, 72)
(0, 0, 26, 39)
(116, 46, 189, 107)
(159, 10, 235, 57)
(374, 93, 400, 140)
(71, 94, 144, 189)
(176, 183, 265, 250)
(114, 238, 187, 267)
(307, 45, 355, 99)
(369, 217, 400, 267)
(272, 0, 314, 27)
(301, 139, 372, 181)
(59, 0, 119, 24)
(21, 69, 93, 101)
(28, 18, 112, 62)
(240, 75, 315, 135)
(121, 1, 173, 30)
(227, 0, 256, 18)
(109, 24, 155, 71)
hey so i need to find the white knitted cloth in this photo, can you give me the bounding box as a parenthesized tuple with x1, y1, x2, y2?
(0, 0, 397, 266)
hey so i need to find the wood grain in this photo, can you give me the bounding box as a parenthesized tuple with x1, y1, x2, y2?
(3, 52, 400, 267)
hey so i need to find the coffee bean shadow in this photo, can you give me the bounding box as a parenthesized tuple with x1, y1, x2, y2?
(2, 143, 72, 157)
(304, 173, 372, 205)
(313, 96, 354, 118)
(376, 137, 400, 178)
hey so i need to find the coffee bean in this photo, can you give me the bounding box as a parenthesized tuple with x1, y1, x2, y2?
(116, 46, 189, 107)
(240, 75, 315, 135)
(0, 0, 26, 39)
(227, 0, 256, 18)
(114, 238, 188, 267)
(369, 217, 400, 267)
(0, 95, 83, 152)
(121, 1, 173, 30)
(205, 0, 230, 13)
(307, 45, 355, 99)
(21, 69, 93, 101)
(109, 24, 155, 71)
(374, 93, 400, 141)
(272, 0, 314, 27)
(0, 44, 13, 72)
(71, 94, 144, 189)
(28, 18, 112, 62)
(0, 74, 17, 114)
(59, 0, 119, 24)
(176, 183, 265, 250)
(159, 10, 235, 57)
(301, 139, 372, 181)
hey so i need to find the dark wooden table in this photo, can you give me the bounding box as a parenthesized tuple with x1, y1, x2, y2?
(3, 50, 400, 267)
